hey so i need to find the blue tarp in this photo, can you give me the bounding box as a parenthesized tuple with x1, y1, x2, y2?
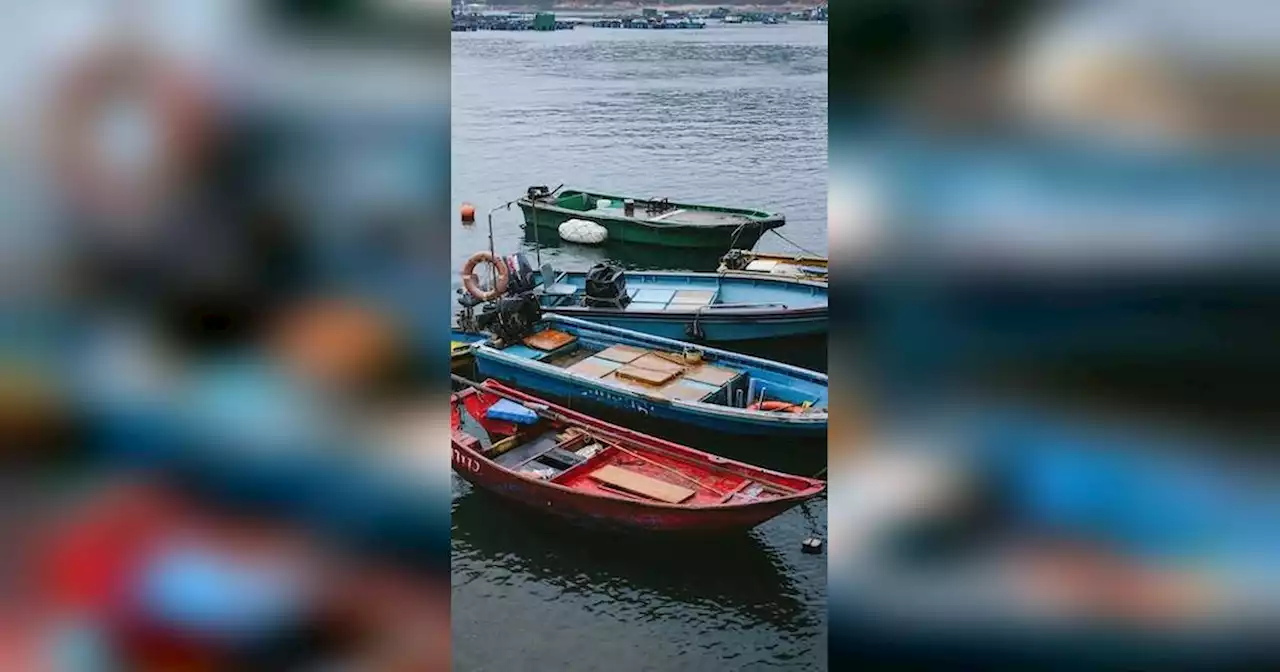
(486, 399, 538, 425)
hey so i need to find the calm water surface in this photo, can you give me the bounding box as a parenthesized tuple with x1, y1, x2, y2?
(452, 23, 828, 671)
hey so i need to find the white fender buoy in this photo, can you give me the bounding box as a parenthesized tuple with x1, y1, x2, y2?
(558, 218, 608, 245)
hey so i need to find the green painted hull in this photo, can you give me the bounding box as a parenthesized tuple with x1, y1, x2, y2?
(517, 189, 785, 250)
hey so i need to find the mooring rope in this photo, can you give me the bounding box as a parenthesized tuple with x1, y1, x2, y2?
(767, 228, 824, 258)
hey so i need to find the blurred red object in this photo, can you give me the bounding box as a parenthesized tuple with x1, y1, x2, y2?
(49, 41, 216, 224)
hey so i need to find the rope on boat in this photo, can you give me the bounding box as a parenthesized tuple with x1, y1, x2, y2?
(766, 228, 824, 259)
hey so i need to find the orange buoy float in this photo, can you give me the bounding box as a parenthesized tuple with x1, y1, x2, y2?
(462, 251, 509, 301)
(460, 202, 476, 222)
(747, 400, 804, 413)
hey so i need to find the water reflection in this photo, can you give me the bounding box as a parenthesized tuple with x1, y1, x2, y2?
(451, 479, 820, 633)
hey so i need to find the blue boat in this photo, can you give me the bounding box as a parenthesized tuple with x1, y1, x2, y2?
(534, 269, 826, 343)
(469, 314, 828, 439)
(458, 258, 827, 344)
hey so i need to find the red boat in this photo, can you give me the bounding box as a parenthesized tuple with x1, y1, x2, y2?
(450, 380, 826, 533)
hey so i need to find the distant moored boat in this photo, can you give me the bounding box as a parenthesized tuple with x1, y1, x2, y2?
(518, 186, 785, 250)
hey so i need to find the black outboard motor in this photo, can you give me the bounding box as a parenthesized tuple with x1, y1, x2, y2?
(504, 253, 537, 295)
(720, 249, 749, 271)
(526, 185, 553, 201)
(478, 294, 541, 344)
(583, 263, 629, 308)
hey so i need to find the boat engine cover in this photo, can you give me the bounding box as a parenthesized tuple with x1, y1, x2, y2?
(584, 263, 629, 308)
(720, 249, 749, 271)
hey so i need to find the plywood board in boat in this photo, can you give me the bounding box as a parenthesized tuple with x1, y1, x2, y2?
(746, 259, 780, 272)
(630, 353, 686, 375)
(590, 465, 695, 503)
(523, 329, 577, 352)
(566, 356, 623, 379)
(595, 344, 648, 363)
(615, 364, 679, 386)
(658, 378, 720, 401)
(683, 364, 739, 387)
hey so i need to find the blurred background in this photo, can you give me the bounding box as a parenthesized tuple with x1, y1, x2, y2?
(8, 0, 1280, 668)
(829, 0, 1280, 668)
(0, 0, 451, 668)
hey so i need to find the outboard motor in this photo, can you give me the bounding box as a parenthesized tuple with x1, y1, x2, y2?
(583, 262, 629, 308)
(478, 294, 541, 344)
(720, 249, 749, 271)
(526, 185, 553, 201)
(504, 253, 536, 295)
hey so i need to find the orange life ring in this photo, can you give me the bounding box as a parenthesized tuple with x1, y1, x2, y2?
(50, 44, 213, 220)
(748, 400, 804, 413)
(462, 251, 509, 301)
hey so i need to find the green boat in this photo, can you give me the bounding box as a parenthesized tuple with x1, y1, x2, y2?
(517, 186, 786, 250)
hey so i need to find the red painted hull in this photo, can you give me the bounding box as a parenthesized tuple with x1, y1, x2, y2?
(451, 381, 825, 533)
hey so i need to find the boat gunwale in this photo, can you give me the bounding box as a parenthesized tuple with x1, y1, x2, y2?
(451, 382, 826, 511)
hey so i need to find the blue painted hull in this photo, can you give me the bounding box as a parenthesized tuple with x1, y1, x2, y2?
(536, 270, 828, 343)
(471, 315, 828, 441)
(551, 310, 826, 342)
(475, 356, 823, 439)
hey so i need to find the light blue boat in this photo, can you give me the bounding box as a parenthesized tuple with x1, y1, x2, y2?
(470, 314, 828, 439)
(530, 268, 828, 343)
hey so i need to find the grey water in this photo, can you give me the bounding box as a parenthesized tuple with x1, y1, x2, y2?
(452, 23, 828, 670)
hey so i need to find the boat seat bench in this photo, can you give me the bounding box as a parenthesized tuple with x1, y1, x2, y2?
(589, 465, 695, 503)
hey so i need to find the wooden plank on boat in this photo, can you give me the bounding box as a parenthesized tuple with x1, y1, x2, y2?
(566, 356, 622, 379)
(595, 344, 648, 363)
(658, 378, 721, 401)
(615, 364, 679, 386)
(746, 259, 780, 272)
(523, 329, 577, 352)
(589, 465, 695, 503)
(630, 353, 686, 375)
(683, 364, 739, 387)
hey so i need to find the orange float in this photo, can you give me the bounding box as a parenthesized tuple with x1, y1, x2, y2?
(462, 251, 509, 301)
(460, 202, 476, 222)
(747, 400, 804, 413)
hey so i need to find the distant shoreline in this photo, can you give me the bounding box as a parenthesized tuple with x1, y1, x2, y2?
(464, 4, 822, 12)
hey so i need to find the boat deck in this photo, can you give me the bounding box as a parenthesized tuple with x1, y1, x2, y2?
(739, 258, 828, 280)
(544, 285, 720, 312)
(457, 394, 789, 507)
(537, 271, 826, 314)
(560, 343, 741, 402)
(489, 324, 828, 411)
(508, 332, 743, 403)
(552, 441, 765, 505)
(584, 206, 751, 227)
